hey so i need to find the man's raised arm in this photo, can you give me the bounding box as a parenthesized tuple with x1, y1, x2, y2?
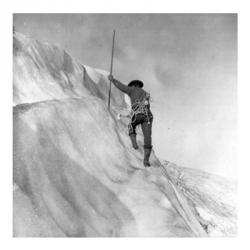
(108, 75, 131, 96)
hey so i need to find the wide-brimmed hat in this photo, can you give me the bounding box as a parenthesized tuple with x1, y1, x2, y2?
(128, 80, 144, 88)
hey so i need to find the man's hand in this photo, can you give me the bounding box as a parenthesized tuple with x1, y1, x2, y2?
(108, 74, 115, 82)
(107, 75, 130, 95)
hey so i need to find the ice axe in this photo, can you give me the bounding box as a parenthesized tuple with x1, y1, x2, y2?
(108, 29, 115, 111)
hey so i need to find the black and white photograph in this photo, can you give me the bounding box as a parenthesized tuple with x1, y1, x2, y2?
(12, 13, 237, 238)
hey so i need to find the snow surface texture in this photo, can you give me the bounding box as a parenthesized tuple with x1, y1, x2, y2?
(164, 162, 237, 236)
(13, 32, 236, 237)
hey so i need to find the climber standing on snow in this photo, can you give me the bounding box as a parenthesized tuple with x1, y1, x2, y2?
(108, 75, 153, 167)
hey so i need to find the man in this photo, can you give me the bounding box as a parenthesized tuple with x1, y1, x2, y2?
(108, 75, 153, 167)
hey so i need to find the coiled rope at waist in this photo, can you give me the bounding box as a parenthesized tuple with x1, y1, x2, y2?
(130, 99, 151, 124)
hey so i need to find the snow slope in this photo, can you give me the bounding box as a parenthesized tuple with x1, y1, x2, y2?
(13, 32, 235, 237)
(164, 162, 237, 236)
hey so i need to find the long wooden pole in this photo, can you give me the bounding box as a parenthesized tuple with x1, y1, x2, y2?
(108, 29, 116, 111)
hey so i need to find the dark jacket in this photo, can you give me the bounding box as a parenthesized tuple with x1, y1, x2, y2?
(112, 79, 153, 119)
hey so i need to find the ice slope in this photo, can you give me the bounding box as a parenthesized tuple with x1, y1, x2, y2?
(13, 32, 210, 237)
(164, 162, 237, 236)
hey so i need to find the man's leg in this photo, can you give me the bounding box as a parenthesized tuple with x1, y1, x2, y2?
(128, 120, 139, 150)
(141, 118, 153, 166)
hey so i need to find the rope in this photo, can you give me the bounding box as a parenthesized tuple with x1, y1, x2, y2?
(116, 92, 151, 136)
(130, 93, 151, 125)
(126, 93, 151, 134)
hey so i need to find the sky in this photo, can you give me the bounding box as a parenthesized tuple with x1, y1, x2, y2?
(13, 14, 237, 179)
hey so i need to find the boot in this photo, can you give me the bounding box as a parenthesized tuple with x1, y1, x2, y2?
(143, 146, 152, 167)
(130, 134, 139, 149)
